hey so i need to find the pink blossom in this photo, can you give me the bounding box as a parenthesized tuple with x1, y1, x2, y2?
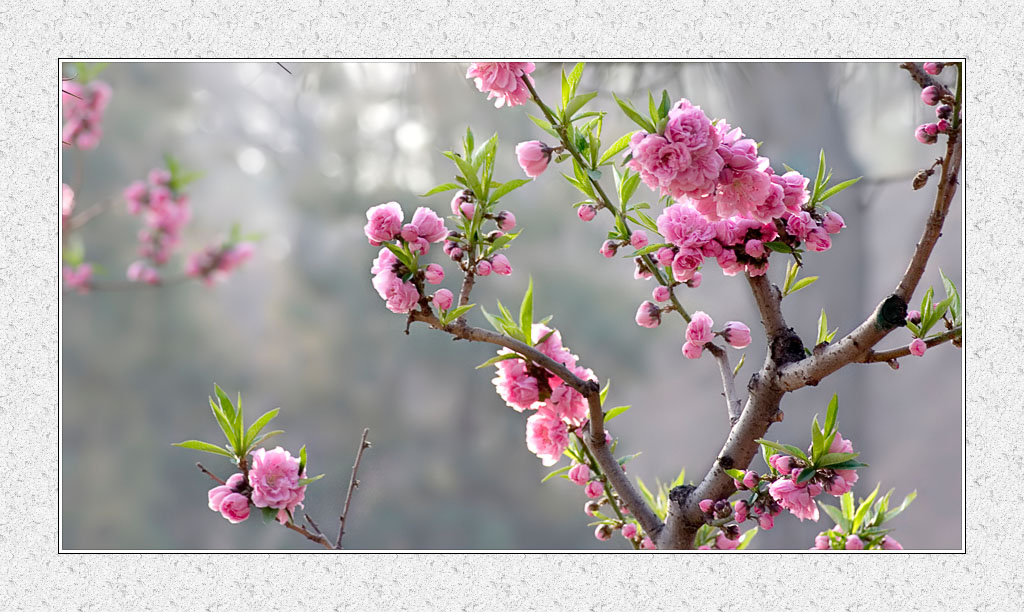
(432, 288, 454, 311)
(745, 260, 769, 277)
(786, 211, 814, 241)
(382, 277, 420, 313)
(62, 80, 112, 150)
(628, 133, 692, 194)
(599, 240, 618, 258)
(577, 204, 597, 222)
(714, 165, 771, 220)
(630, 230, 649, 250)
(881, 536, 904, 550)
(364, 201, 404, 245)
(655, 247, 676, 267)
(496, 210, 516, 232)
(451, 190, 473, 215)
(492, 357, 540, 411)
(621, 524, 638, 539)
(634, 259, 653, 280)
(777, 171, 810, 213)
(208, 473, 245, 513)
(906, 310, 922, 323)
(248, 447, 305, 518)
(584, 501, 600, 517)
(635, 301, 662, 329)
(594, 524, 613, 541)
(845, 535, 864, 550)
(745, 239, 765, 259)
(768, 478, 822, 522)
(734, 500, 748, 523)
(516, 140, 552, 178)
(804, 227, 832, 252)
(698, 498, 715, 513)
(408, 207, 448, 243)
(915, 124, 938, 145)
(218, 492, 251, 524)
(126, 260, 161, 285)
(758, 514, 775, 530)
(652, 286, 671, 302)
(671, 247, 703, 281)
(937, 118, 951, 132)
(742, 470, 758, 489)
(186, 243, 254, 286)
(921, 85, 941, 106)
(682, 341, 703, 359)
(475, 259, 492, 276)
(424, 263, 445, 285)
(585, 480, 605, 499)
(62, 183, 75, 223)
(665, 100, 717, 156)
(641, 536, 656, 549)
(686, 311, 714, 345)
(656, 203, 714, 249)
(822, 211, 846, 234)
(814, 533, 830, 549)
(467, 62, 536, 108)
(548, 378, 589, 425)
(490, 254, 513, 276)
(923, 62, 943, 75)
(568, 463, 590, 486)
(722, 321, 752, 349)
(715, 532, 740, 550)
(909, 338, 927, 357)
(749, 181, 786, 223)
(63, 264, 93, 294)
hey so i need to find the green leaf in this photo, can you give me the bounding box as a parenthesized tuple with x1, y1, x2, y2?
(490, 178, 532, 202)
(172, 440, 235, 458)
(620, 173, 642, 206)
(732, 353, 745, 377)
(782, 444, 809, 462)
(811, 149, 826, 203)
(788, 276, 818, 295)
(587, 168, 602, 182)
(795, 467, 816, 484)
(480, 306, 507, 335)
(519, 277, 534, 339)
(244, 408, 280, 450)
(736, 526, 759, 550)
(820, 502, 851, 533)
(209, 397, 237, 451)
(214, 384, 235, 422)
(598, 131, 637, 166)
(724, 468, 746, 481)
(464, 126, 474, 154)
(260, 506, 277, 524)
(884, 490, 917, 522)
(604, 405, 631, 422)
(852, 484, 880, 531)
(527, 114, 560, 139)
(613, 93, 655, 133)
(840, 491, 854, 518)
(782, 259, 797, 295)
(476, 353, 519, 370)
(600, 380, 611, 405)
(561, 67, 570, 107)
(567, 63, 585, 95)
(542, 465, 571, 483)
(628, 242, 669, 258)
(817, 309, 829, 345)
(383, 242, 415, 271)
(764, 241, 797, 254)
(817, 177, 862, 202)
(299, 445, 307, 475)
(817, 452, 860, 467)
(617, 452, 641, 466)
(298, 474, 326, 486)
(671, 466, 687, 488)
(445, 151, 482, 197)
(565, 92, 598, 119)
(940, 268, 962, 324)
(648, 91, 658, 124)
(811, 416, 825, 461)
(251, 430, 284, 447)
(421, 182, 462, 197)
(826, 459, 869, 470)
(659, 90, 671, 120)
(824, 394, 838, 436)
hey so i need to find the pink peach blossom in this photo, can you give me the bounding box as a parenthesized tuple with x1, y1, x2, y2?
(515, 140, 552, 178)
(686, 311, 714, 345)
(621, 524, 638, 539)
(525, 407, 570, 466)
(652, 286, 671, 302)
(496, 210, 516, 232)
(682, 341, 703, 360)
(568, 463, 590, 486)
(909, 338, 927, 356)
(363, 201, 404, 245)
(635, 301, 662, 329)
(722, 321, 752, 349)
(467, 62, 536, 108)
(768, 478, 822, 522)
(475, 259, 492, 276)
(490, 254, 513, 276)
(881, 536, 903, 550)
(822, 211, 846, 234)
(577, 204, 597, 222)
(218, 492, 251, 524)
(248, 447, 305, 515)
(845, 535, 864, 550)
(424, 263, 445, 285)
(432, 288, 454, 311)
(585, 480, 604, 499)
(630, 230, 650, 250)
(408, 206, 448, 243)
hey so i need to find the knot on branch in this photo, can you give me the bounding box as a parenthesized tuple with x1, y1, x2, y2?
(770, 327, 805, 366)
(876, 294, 909, 330)
(669, 484, 695, 509)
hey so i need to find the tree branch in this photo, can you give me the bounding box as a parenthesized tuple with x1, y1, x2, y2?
(283, 520, 335, 550)
(408, 307, 664, 540)
(705, 343, 743, 424)
(336, 428, 371, 549)
(195, 462, 226, 486)
(860, 326, 961, 363)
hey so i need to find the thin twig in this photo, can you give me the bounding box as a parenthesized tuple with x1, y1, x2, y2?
(337, 428, 371, 549)
(196, 462, 226, 486)
(860, 326, 961, 362)
(283, 520, 334, 549)
(67, 198, 117, 232)
(304, 512, 325, 536)
(276, 62, 293, 75)
(705, 343, 743, 424)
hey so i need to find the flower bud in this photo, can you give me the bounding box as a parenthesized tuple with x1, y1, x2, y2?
(652, 286, 671, 302)
(641, 536, 656, 549)
(585, 481, 604, 499)
(906, 309, 922, 323)
(568, 463, 590, 486)
(822, 211, 846, 234)
(722, 321, 752, 349)
(655, 246, 676, 267)
(635, 301, 662, 329)
(698, 498, 715, 513)
(758, 514, 774, 530)
(814, 533, 830, 549)
(915, 124, 938, 145)
(599, 240, 618, 258)
(742, 470, 758, 489)
(923, 62, 943, 75)
(516, 141, 552, 178)
(424, 263, 445, 285)
(921, 86, 941, 106)
(881, 536, 903, 550)
(633, 258, 653, 280)
(936, 104, 953, 120)
(450, 189, 473, 215)
(621, 523, 638, 539)
(682, 340, 703, 360)
(594, 524, 613, 541)
(630, 230, 649, 250)
(845, 534, 864, 550)
(490, 254, 513, 276)
(909, 337, 927, 357)
(448, 246, 464, 261)
(584, 500, 601, 517)
(577, 204, 597, 222)
(722, 524, 741, 540)
(937, 119, 951, 132)
(495, 210, 516, 232)
(734, 500, 748, 523)
(475, 260, 492, 276)
(432, 288, 454, 311)
(686, 272, 702, 289)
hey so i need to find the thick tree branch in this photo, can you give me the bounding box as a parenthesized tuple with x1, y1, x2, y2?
(337, 428, 371, 549)
(860, 326, 961, 363)
(747, 274, 788, 339)
(408, 307, 664, 540)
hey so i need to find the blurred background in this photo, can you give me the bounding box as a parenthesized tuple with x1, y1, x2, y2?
(60, 62, 962, 550)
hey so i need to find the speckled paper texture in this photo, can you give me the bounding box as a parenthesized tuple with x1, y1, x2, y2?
(4, 0, 1010, 608)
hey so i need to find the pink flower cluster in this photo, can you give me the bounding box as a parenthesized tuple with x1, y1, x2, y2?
(679, 312, 750, 358)
(63, 264, 94, 294)
(123, 168, 193, 282)
(62, 183, 75, 225)
(370, 247, 421, 314)
(813, 530, 902, 550)
(491, 324, 597, 466)
(466, 62, 536, 108)
(208, 473, 251, 523)
(915, 64, 956, 145)
(185, 242, 254, 286)
(764, 432, 860, 523)
(248, 446, 307, 524)
(62, 80, 112, 150)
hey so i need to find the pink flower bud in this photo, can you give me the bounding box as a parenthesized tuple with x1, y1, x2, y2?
(432, 288, 454, 311)
(599, 240, 618, 258)
(698, 498, 715, 513)
(475, 260, 492, 276)
(915, 124, 938, 145)
(715, 532, 740, 550)
(686, 311, 714, 345)
(515, 140, 552, 178)
(495, 210, 516, 232)
(722, 321, 752, 349)
(909, 337, 927, 357)
(776, 455, 795, 475)
(424, 263, 445, 285)
(490, 254, 513, 276)
(923, 62, 943, 75)
(448, 246, 464, 261)
(881, 536, 903, 550)
(682, 340, 703, 360)
(451, 190, 472, 215)
(630, 230, 649, 250)
(814, 533, 830, 549)
(635, 301, 662, 329)
(652, 286, 671, 302)
(744, 239, 765, 259)
(906, 310, 922, 323)
(822, 211, 846, 234)
(594, 524, 613, 541)
(805, 227, 832, 252)
(568, 463, 590, 486)
(936, 104, 952, 120)
(459, 201, 476, 219)
(845, 535, 864, 550)
(584, 500, 601, 517)
(218, 492, 251, 524)
(742, 470, 758, 489)
(687, 271, 702, 289)
(758, 514, 774, 530)
(400, 223, 419, 243)
(655, 247, 676, 267)
(585, 481, 604, 499)
(577, 204, 597, 222)
(641, 535, 656, 549)
(621, 524, 638, 539)
(921, 86, 941, 106)
(937, 118, 951, 132)
(633, 258, 653, 280)
(734, 500, 748, 523)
